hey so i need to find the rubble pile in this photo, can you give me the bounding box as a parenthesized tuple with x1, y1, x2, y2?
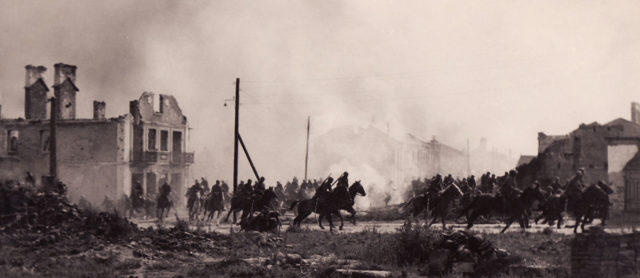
(428, 231, 521, 276)
(0, 182, 138, 242)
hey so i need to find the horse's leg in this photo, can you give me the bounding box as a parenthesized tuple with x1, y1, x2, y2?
(327, 213, 335, 231)
(428, 214, 438, 227)
(467, 210, 480, 229)
(335, 211, 344, 230)
(441, 214, 446, 231)
(224, 208, 233, 223)
(347, 207, 357, 225)
(318, 213, 325, 229)
(573, 214, 581, 234)
(501, 217, 514, 233)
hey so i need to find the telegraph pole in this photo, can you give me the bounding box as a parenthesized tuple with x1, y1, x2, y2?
(49, 97, 57, 180)
(466, 138, 471, 176)
(304, 116, 310, 181)
(233, 78, 240, 194)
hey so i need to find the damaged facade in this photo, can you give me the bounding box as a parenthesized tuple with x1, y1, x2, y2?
(0, 63, 194, 205)
(531, 102, 640, 213)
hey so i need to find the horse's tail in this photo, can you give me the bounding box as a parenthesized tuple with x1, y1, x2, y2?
(289, 200, 300, 211)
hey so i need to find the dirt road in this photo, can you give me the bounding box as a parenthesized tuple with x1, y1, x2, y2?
(134, 214, 639, 235)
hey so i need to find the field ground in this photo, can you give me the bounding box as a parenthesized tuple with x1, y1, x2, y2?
(0, 221, 570, 278)
(4, 207, 638, 277)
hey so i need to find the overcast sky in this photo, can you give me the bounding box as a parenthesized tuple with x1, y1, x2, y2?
(1, 0, 640, 181)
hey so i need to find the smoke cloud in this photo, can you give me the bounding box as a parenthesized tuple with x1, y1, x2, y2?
(2, 1, 640, 204)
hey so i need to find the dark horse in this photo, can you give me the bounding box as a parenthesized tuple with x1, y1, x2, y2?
(459, 194, 503, 229)
(156, 192, 174, 224)
(461, 186, 545, 233)
(204, 190, 225, 223)
(120, 194, 155, 219)
(318, 181, 366, 230)
(499, 186, 545, 233)
(290, 181, 366, 231)
(224, 189, 278, 224)
(403, 183, 464, 230)
(565, 182, 613, 233)
(534, 193, 566, 229)
(426, 183, 464, 230)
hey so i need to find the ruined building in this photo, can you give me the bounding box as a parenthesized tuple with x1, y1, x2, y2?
(532, 102, 640, 213)
(0, 63, 194, 205)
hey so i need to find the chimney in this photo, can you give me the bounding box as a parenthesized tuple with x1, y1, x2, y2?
(93, 101, 106, 120)
(25, 65, 47, 87)
(53, 63, 78, 120)
(53, 63, 76, 85)
(632, 102, 640, 125)
(24, 65, 49, 120)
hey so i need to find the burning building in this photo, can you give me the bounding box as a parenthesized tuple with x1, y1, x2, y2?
(0, 63, 194, 205)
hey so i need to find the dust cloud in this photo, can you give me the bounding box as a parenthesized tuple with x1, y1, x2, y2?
(2, 1, 640, 204)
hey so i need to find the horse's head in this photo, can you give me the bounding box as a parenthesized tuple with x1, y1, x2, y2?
(349, 180, 366, 197)
(596, 181, 614, 195)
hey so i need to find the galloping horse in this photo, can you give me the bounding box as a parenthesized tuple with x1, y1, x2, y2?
(459, 193, 503, 229)
(120, 194, 154, 219)
(318, 181, 367, 230)
(156, 192, 174, 224)
(224, 189, 279, 224)
(204, 190, 225, 223)
(500, 186, 545, 233)
(426, 183, 464, 230)
(565, 182, 613, 233)
(188, 191, 206, 222)
(290, 181, 366, 231)
(534, 193, 566, 229)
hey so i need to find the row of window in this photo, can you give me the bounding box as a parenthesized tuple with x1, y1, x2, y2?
(147, 128, 183, 153)
(5, 130, 50, 154)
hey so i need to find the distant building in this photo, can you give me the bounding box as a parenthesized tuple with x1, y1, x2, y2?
(0, 63, 194, 205)
(309, 125, 502, 187)
(527, 102, 640, 213)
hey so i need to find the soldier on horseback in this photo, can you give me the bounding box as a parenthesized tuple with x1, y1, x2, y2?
(212, 180, 223, 205)
(186, 179, 202, 212)
(565, 168, 585, 212)
(499, 170, 520, 200)
(241, 179, 253, 199)
(157, 181, 171, 215)
(315, 177, 334, 206)
(549, 176, 563, 194)
(201, 177, 210, 194)
(131, 179, 144, 210)
(428, 174, 443, 198)
(252, 177, 267, 202)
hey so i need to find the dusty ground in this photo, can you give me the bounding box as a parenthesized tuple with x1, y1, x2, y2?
(135, 211, 640, 235)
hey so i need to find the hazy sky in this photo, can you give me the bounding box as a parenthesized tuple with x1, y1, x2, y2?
(1, 0, 640, 181)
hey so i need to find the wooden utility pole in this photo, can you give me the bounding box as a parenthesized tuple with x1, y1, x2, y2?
(49, 97, 57, 180)
(466, 138, 471, 175)
(233, 78, 240, 194)
(304, 116, 310, 181)
(238, 134, 260, 181)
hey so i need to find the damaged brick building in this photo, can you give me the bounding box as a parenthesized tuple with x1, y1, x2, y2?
(533, 103, 640, 213)
(0, 63, 194, 205)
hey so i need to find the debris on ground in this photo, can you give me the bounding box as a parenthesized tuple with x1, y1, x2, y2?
(429, 230, 522, 276)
